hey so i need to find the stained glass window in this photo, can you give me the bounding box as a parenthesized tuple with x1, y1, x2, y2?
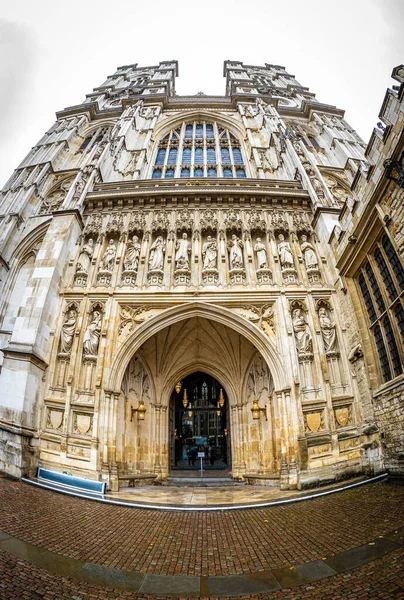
(194, 147, 204, 164)
(155, 148, 166, 165)
(167, 148, 177, 164)
(152, 169, 162, 179)
(194, 167, 204, 178)
(223, 168, 233, 178)
(182, 147, 191, 164)
(165, 168, 175, 178)
(232, 148, 243, 164)
(181, 168, 190, 178)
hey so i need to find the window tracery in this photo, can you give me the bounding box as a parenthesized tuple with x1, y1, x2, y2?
(152, 121, 247, 179)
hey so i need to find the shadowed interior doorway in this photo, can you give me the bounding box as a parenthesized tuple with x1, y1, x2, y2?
(169, 372, 231, 471)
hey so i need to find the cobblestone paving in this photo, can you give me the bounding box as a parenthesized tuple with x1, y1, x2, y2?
(0, 479, 403, 577)
(1, 546, 403, 599)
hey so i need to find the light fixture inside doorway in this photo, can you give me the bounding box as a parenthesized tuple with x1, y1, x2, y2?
(187, 402, 193, 417)
(219, 388, 225, 408)
(175, 381, 182, 394)
(182, 388, 188, 409)
(131, 399, 146, 421)
(251, 397, 267, 421)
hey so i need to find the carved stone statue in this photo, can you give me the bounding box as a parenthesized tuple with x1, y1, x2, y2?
(319, 307, 338, 353)
(292, 308, 313, 355)
(83, 311, 102, 356)
(148, 236, 166, 271)
(254, 238, 268, 269)
(202, 236, 217, 269)
(76, 238, 94, 274)
(175, 233, 191, 269)
(227, 234, 244, 269)
(300, 235, 318, 269)
(60, 308, 77, 354)
(277, 234, 294, 270)
(124, 235, 141, 272)
(99, 239, 116, 272)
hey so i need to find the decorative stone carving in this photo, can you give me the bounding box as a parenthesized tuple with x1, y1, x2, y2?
(258, 148, 273, 173)
(334, 405, 352, 428)
(121, 356, 151, 408)
(239, 304, 275, 337)
(348, 343, 363, 363)
(300, 235, 321, 285)
(59, 306, 78, 356)
(122, 235, 141, 286)
(97, 239, 116, 286)
(318, 306, 339, 356)
(39, 179, 72, 215)
(200, 209, 218, 232)
(248, 210, 266, 233)
(227, 234, 245, 285)
(278, 234, 298, 284)
(128, 212, 146, 234)
(292, 306, 313, 361)
(148, 235, 166, 285)
(175, 233, 191, 270)
(84, 214, 103, 239)
(75, 238, 94, 286)
(176, 209, 193, 232)
(302, 162, 325, 201)
(224, 209, 242, 232)
(202, 236, 218, 285)
(247, 354, 274, 404)
(47, 408, 64, 430)
(323, 175, 349, 207)
(118, 305, 153, 340)
(304, 410, 325, 433)
(152, 211, 169, 232)
(254, 237, 272, 284)
(73, 412, 93, 435)
(106, 213, 125, 238)
(83, 309, 102, 357)
(271, 211, 289, 234)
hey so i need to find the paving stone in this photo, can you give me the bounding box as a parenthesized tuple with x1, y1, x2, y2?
(139, 574, 200, 595)
(325, 537, 402, 572)
(0, 531, 11, 541)
(72, 562, 144, 590)
(383, 525, 404, 545)
(201, 572, 281, 596)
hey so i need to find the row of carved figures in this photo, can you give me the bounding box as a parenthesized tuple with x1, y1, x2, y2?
(74, 231, 320, 287)
(58, 301, 338, 366)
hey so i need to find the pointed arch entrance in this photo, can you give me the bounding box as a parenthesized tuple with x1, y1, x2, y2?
(170, 372, 230, 471)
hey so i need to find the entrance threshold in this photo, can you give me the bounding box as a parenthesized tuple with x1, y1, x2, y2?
(22, 473, 388, 511)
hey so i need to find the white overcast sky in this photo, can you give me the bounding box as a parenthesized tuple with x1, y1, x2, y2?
(0, 0, 403, 188)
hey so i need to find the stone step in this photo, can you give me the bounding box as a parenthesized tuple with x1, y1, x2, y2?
(164, 477, 243, 487)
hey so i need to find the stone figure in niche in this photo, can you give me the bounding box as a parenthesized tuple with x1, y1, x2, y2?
(175, 233, 191, 269)
(76, 238, 94, 273)
(227, 234, 244, 269)
(277, 234, 294, 270)
(318, 307, 338, 353)
(99, 239, 116, 272)
(292, 308, 313, 355)
(124, 235, 141, 272)
(254, 238, 268, 269)
(300, 235, 318, 269)
(83, 311, 102, 356)
(60, 308, 77, 354)
(148, 236, 166, 271)
(202, 236, 217, 269)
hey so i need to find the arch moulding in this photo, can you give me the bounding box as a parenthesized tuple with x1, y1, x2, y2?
(107, 301, 288, 394)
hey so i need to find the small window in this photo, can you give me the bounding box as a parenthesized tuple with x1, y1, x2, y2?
(221, 147, 231, 164)
(374, 324, 391, 382)
(206, 124, 214, 138)
(182, 147, 192, 164)
(394, 303, 404, 342)
(232, 148, 243, 164)
(155, 148, 166, 165)
(79, 136, 92, 151)
(195, 124, 203, 139)
(152, 169, 162, 179)
(185, 124, 193, 139)
(359, 273, 377, 323)
(382, 235, 404, 290)
(236, 168, 246, 178)
(165, 169, 175, 178)
(223, 168, 233, 178)
(194, 147, 204, 164)
(194, 167, 204, 178)
(365, 263, 385, 314)
(167, 148, 177, 165)
(207, 168, 217, 178)
(374, 248, 397, 302)
(384, 316, 402, 378)
(207, 147, 216, 163)
(181, 168, 190, 178)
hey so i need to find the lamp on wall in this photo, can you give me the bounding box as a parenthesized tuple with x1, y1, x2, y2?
(131, 399, 146, 421)
(384, 152, 404, 188)
(251, 397, 267, 421)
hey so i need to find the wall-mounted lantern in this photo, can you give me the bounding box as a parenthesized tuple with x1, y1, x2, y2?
(251, 397, 267, 421)
(384, 152, 404, 188)
(131, 399, 146, 421)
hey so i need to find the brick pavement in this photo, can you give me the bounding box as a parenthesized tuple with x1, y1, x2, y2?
(0, 478, 403, 576)
(0, 477, 403, 598)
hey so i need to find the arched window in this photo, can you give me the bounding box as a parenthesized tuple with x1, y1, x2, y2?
(152, 121, 247, 179)
(357, 234, 404, 383)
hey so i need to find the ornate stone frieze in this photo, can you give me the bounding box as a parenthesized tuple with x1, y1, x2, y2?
(128, 212, 146, 234)
(224, 209, 242, 232)
(175, 209, 194, 232)
(200, 209, 218, 232)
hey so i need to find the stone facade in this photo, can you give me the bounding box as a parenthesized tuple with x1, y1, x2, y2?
(0, 59, 401, 490)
